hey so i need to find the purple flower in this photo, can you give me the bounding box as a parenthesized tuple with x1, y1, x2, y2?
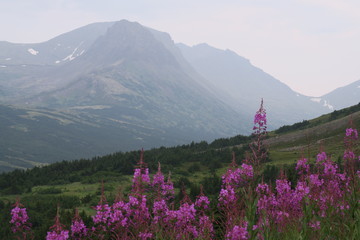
(240, 163, 254, 180)
(198, 215, 214, 238)
(138, 232, 153, 239)
(165, 202, 199, 238)
(133, 168, 150, 185)
(10, 201, 32, 236)
(256, 183, 270, 195)
(195, 195, 210, 210)
(110, 201, 130, 227)
(344, 150, 356, 160)
(92, 203, 111, 224)
(71, 209, 88, 238)
(323, 160, 338, 176)
(296, 158, 309, 175)
(225, 222, 249, 240)
(295, 181, 310, 196)
(309, 174, 323, 187)
(275, 179, 291, 196)
(346, 128, 358, 139)
(309, 221, 321, 230)
(10, 206, 30, 232)
(71, 220, 87, 237)
(46, 230, 69, 240)
(222, 164, 253, 188)
(151, 165, 175, 200)
(153, 199, 169, 224)
(254, 112, 267, 127)
(316, 152, 327, 163)
(219, 186, 237, 206)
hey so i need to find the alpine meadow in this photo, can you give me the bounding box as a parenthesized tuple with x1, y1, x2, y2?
(0, 14, 360, 240)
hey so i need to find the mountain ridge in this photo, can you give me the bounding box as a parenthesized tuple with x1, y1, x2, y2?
(0, 19, 359, 172)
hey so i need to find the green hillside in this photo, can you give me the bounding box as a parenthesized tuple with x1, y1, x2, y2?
(0, 103, 359, 238)
(1, 103, 359, 196)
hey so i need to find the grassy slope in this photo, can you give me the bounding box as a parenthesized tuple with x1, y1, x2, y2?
(267, 109, 360, 165)
(1, 104, 360, 214)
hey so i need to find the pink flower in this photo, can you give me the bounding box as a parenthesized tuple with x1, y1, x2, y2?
(254, 112, 267, 127)
(153, 199, 169, 224)
(71, 220, 87, 237)
(309, 174, 323, 187)
(219, 186, 237, 206)
(253, 99, 267, 132)
(195, 195, 210, 210)
(309, 221, 321, 230)
(240, 163, 254, 180)
(275, 179, 291, 196)
(138, 232, 153, 239)
(10, 206, 30, 232)
(10, 200, 32, 236)
(346, 128, 358, 139)
(47, 207, 69, 240)
(92, 203, 111, 224)
(71, 209, 88, 238)
(225, 222, 248, 240)
(46, 230, 69, 240)
(296, 158, 309, 175)
(198, 215, 214, 238)
(316, 152, 327, 163)
(256, 183, 270, 195)
(344, 150, 356, 160)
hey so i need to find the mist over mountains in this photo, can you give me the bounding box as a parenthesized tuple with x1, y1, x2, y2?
(0, 20, 359, 171)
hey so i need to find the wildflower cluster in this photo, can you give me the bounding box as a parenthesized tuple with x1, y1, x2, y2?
(46, 207, 69, 240)
(9, 199, 32, 239)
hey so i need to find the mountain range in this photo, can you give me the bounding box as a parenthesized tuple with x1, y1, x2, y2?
(0, 20, 359, 172)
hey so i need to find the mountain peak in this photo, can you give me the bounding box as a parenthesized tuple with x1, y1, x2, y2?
(82, 20, 178, 66)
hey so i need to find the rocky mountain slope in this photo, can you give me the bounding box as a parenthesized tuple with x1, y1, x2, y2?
(0, 19, 359, 172)
(177, 43, 333, 127)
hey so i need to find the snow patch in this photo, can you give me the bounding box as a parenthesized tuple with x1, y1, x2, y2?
(296, 94, 300, 97)
(5, 58, 11, 61)
(62, 42, 84, 61)
(28, 48, 39, 55)
(0, 65, 6, 68)
(63, 51, 76, 61)
(55, 60, 61, 64)
(323, 100, 334, 110)
(311, 98, 322, 103)
(357, 85, 360, 88)
(21, 65, 27, 67)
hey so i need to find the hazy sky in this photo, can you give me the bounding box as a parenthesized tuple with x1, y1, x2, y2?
(1, 0, 360, 97)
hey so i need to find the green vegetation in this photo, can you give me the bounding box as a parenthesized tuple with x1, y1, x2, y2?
(0, 103, 360, 238)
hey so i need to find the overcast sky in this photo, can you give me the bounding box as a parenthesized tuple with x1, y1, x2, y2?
(1, 0, 360, 97)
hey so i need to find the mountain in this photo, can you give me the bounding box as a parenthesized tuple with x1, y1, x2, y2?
(0, 20, 252, 172)
(308, 80, 360, 110)
(177, 43, 333, 128)
(0, 22, 114, 66)
(1, 19, 359, 172)
(0, 22, 115, 101)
